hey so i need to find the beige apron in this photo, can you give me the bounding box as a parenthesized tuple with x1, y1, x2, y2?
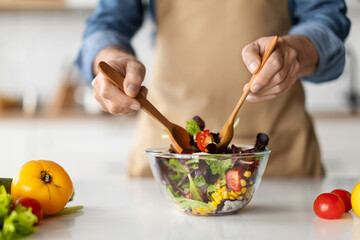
(128, 0, 324, 178)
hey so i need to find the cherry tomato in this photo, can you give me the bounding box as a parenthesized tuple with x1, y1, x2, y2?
(196, 130, 212, 152)
(313, 193, 345, 219)
(331, 189, 352, 212)
(11, 160, 73, 215)
(225, 168, 244, 192)
(16, 197, 43, 224)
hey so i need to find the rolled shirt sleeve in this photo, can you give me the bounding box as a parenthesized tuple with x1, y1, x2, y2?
(289, 0, 351, 83)
(75, 0, 144, 84)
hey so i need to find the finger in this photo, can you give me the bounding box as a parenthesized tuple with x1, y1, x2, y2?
(242, 42, 262, 74)
(254, 68, 289, 95)
(246, 64, 297, 100)
(245, 92, 281, 102)
(139, 86, 148, 98)
(99, 75, 141, 113)
(250, 50, 283, 93)
(92, 77, 109, 112)
(123, 61, 145, 98)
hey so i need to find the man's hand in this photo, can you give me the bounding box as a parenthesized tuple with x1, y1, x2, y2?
(91, 46, 146, 115)
(241, 35, 318, 102)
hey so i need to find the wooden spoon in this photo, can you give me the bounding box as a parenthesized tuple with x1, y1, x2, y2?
(217, 36, 278, 151)
(98, 61, 193, 153)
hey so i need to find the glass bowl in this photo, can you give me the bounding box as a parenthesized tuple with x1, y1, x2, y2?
(146, 145, 271, 216)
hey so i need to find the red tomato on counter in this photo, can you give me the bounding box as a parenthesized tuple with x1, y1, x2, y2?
(16, 197, 43, 224)
(313, 193, 345, 219)
(331, 189, 352, 212)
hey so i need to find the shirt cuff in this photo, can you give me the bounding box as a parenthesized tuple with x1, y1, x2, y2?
(75, 30, 135, 84)
(289, 22, 346, 83)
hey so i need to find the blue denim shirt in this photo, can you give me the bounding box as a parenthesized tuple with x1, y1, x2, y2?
(76, 0, 350, 85)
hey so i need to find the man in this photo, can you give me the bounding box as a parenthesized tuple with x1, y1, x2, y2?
(76, 0, 350, 177)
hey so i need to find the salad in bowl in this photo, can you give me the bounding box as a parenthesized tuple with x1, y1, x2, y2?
(146, 116, 271, 216)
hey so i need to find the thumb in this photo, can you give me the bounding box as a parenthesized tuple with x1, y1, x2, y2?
(242, 42, 262, 74)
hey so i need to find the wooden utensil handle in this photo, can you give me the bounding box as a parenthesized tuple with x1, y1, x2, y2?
(98, 61, 171, 127)
(228, 36, 278, 122)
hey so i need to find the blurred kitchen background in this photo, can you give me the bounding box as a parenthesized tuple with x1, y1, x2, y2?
(0, 0, 359, 180)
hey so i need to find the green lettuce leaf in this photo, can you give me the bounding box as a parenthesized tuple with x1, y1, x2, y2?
(186, 120, 201, 137)
(188, 174, 203, 201)
(2, 205, 38, 239)
(205, 158, 233, 179)
(168, 171, 185, 183)
(207, 184, 217, 193)
(0, 185, 38, 240)
(180, 176, 207, 193)
(166, 186, 213, 211)
(169, 159, 189, 173)
(0, 185, 11, 225)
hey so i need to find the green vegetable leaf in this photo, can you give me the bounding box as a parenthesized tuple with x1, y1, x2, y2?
(185, 159, 199, 165)
(169, 159, 189, 173)
(188, 174, 203, 201)
(51, 206, 84, 217)
(205, 158, 233, 179)
(168, 171, 185, 183)
(0, 186, 11, 225)
(1, 205, 38, 240)
(166, 186, 213, 211)
(186, 120, 201, 137)
(180, 176, 207, 193)
(0, 185, 38, 240)
(207, 184, 217, 193)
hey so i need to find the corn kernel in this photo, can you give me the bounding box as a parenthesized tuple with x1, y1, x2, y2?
(230, 191, 238, 197)
(221, 191, 229, 199)
(215, 197, 221, 205)
(237, 196, 243, 200)
(244, 171, 251, 178)
(240, 179, 247, 187)
(229, 196, 235, 200)
(241, 187, 247, 194)
(249, 180, 253, 185)
(212, 192, 219, 198)
(222, 186, 227, 190)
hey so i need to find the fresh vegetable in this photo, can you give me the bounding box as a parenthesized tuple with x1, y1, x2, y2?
(196, 130, 212, 152)
(156, 116, 270, 215)
(351, 181, 360, 217)
(15, 198, 43, 224)
(225, 168, 244, 192)
(0, 186, 38, 239)
(50, 205, 84, 217)
(331, 189, 352, 212)
(313, 193, 345, 219)
(188, 174, 203, 201)
(186, 119, 202, 137)
(11, 160, 73, 215)
(205, 158, 233, 179)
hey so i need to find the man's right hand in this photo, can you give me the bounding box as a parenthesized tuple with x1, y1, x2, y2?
(91, 46, 146, 115)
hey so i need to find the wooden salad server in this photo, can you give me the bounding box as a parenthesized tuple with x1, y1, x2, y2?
(217, 36, 279, 151)
(98, 61, 193, 153)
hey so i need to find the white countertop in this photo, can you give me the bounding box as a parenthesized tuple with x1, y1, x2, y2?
(25, 175, 360, 240)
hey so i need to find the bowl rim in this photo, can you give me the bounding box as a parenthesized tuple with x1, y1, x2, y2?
(145, 145, 271, 159)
